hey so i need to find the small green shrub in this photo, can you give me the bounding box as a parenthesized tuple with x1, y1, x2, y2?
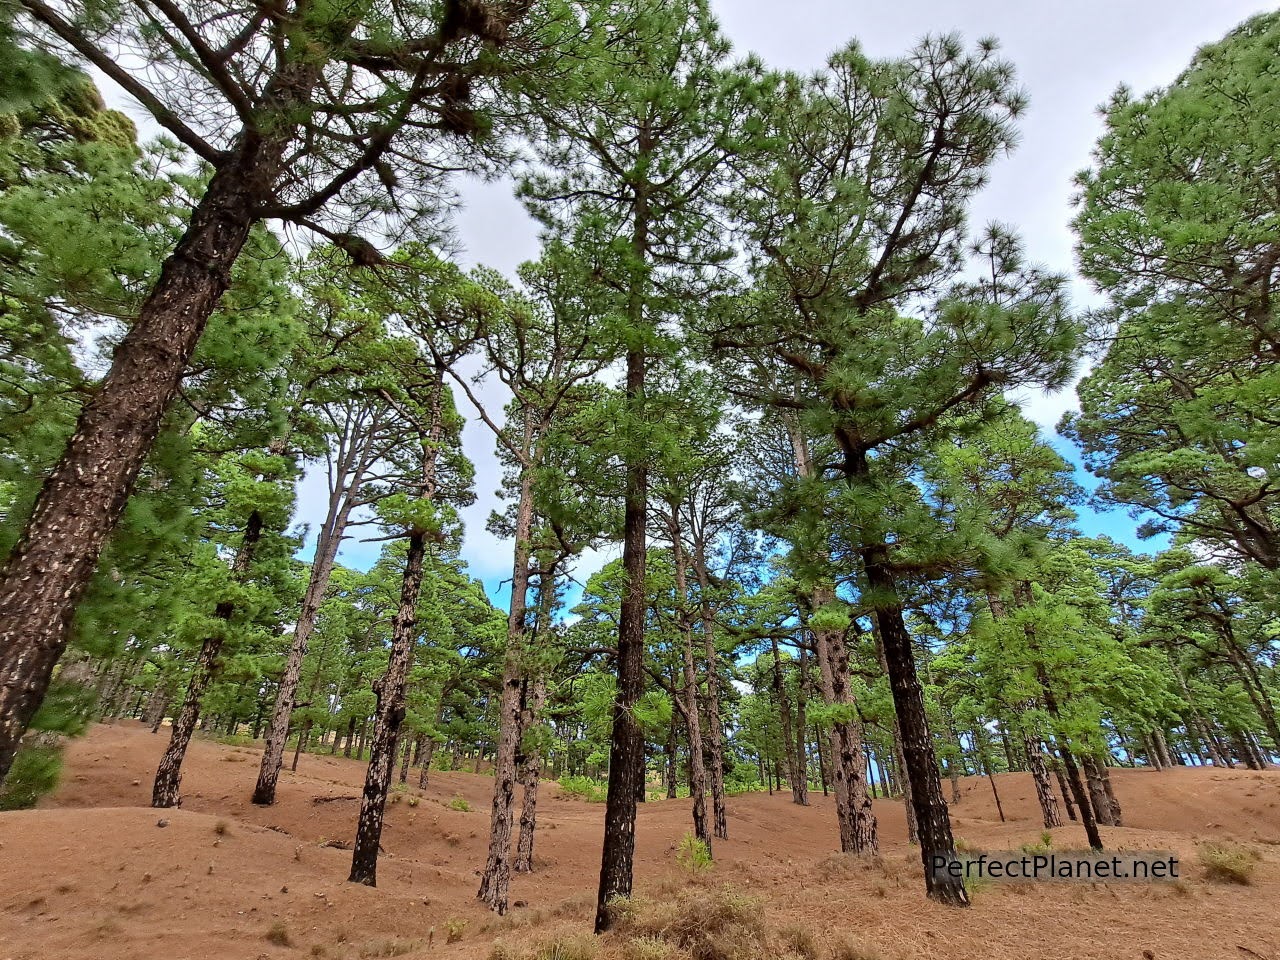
(1199, 841, 1259, 884)
(1018, 830, 1053, 854)
(0, 746, 62, 811)
(447, 795, 472, 812)
(557, 776, 608, 803)
(675, 832, 713, 873)
(265, 921, 291, 947)
(444, 918, 468, 944)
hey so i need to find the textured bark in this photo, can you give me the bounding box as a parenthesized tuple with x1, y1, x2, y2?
(595, 182, 650, 933)
(349, 369, 445, 886)
(1050, 756, 1078, 821)
(514, 676, 548, 873)
(1081, 754, 1115, 827)
(1099, 761, 1123, 825)
(478, 425, 536, 914)
(770, 636, 804, 807)
(347, 531, 426, 886)
(1024, 736, 1062, 829)
(862, 547, 965, 906)
(1153, 728, 1175, 768)
(692, 553, 727, 840)
(0, 134, 290, 782)
(794, 647, 810, 803)
(253, 417, 371, 803)
(664, 705, 679, 799)
(153, 510, 264, 807)
(398, 737, 414, 784)
(812, 618, 877, 855)
(669, 520, 709, 849)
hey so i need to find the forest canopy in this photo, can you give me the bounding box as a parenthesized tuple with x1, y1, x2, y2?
(0, 0, 1276, 938)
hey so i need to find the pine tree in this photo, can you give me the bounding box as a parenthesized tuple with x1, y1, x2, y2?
(0, 0, 550, 781)
(717, 38, 1077, 905)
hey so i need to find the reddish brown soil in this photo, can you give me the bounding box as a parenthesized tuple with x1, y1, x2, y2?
(2, 721, 1278, 959)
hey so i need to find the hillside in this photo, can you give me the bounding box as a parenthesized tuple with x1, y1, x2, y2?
(1, 722, 1278, 960)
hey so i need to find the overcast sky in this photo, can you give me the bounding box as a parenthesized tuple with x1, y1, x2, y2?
(437, 0, 1270, 596)
(94, 0, 1271, 597)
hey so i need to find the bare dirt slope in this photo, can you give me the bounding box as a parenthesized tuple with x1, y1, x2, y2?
(2, 722, 1278, 960)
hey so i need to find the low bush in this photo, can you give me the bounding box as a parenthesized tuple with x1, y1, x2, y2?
(557, 776, 608, 803)
(1199, 841, 1259, 884)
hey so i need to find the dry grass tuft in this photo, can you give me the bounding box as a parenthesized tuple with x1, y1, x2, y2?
(1198, 841, 1260, 884)
(614, 883, 766, 960)
(827, 934, 885, 960)
(779, 925, 820, 960)
(265, 921, 291, 947)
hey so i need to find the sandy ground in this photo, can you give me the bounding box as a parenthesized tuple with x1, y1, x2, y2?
(2, 721, 1278, 960)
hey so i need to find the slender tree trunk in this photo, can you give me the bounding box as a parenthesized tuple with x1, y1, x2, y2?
(972, 727, 1005, 823)
(665, 707, 679, 799)
(812, 615, 877, 855)
(816, 725, 829, 796)
(770, 636, 803, 808)
(253, 446, 362, 803)
(862, 547, 965, 906)
(596, 192, 650, 933)
(515, 677, 548, 873)
(347, 532, 426, 886)
(1081, 754, 1115, 827)
(349, 370, 444, 886)
(479, 427, 536, 914)
(669, 525, 709, 850)
(795, 647, 810, 800)
(144, 679, 173, 733)
(692, 556, 727, 840)
(1024, 735, 1062, 829)
(419, 738, 436, 788)
(291, 718, 311, 772)
(0, 134, 292, 782)
(398, 737, 413, 784)
(153, 510, 264, 807)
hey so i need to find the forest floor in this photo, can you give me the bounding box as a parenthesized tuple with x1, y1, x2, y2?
(2, 722, 1279, 960)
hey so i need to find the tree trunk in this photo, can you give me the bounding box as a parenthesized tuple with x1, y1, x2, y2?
(0, 135, 288, 782)
(670, 529, 711, 855)
(253, 444, 361, 803)
(144, 678, 174, 733)
(794, 647, 810, 801)
(1049, 755, 1077, 821)
(1024, 735, 1062, 829)
(153, 510, 264, 807)
(770, 636, 803, 808)
(812, 613, 877, 856)
(692, 555, 727, 840)
(595, 201, 650, 932)
(972, 727, 1005, 823)
(1081, 754, 1115, 827)
(514, 677, 548, 873)
(291, 718, 311, 772)
(664, 707, 679, 800)
(347, 531, 426, 886)
(398, 736, 413, 784)
(862, 547, 965, 906)
(343, 716, 357, 759)
(478, 431, 536, 914)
